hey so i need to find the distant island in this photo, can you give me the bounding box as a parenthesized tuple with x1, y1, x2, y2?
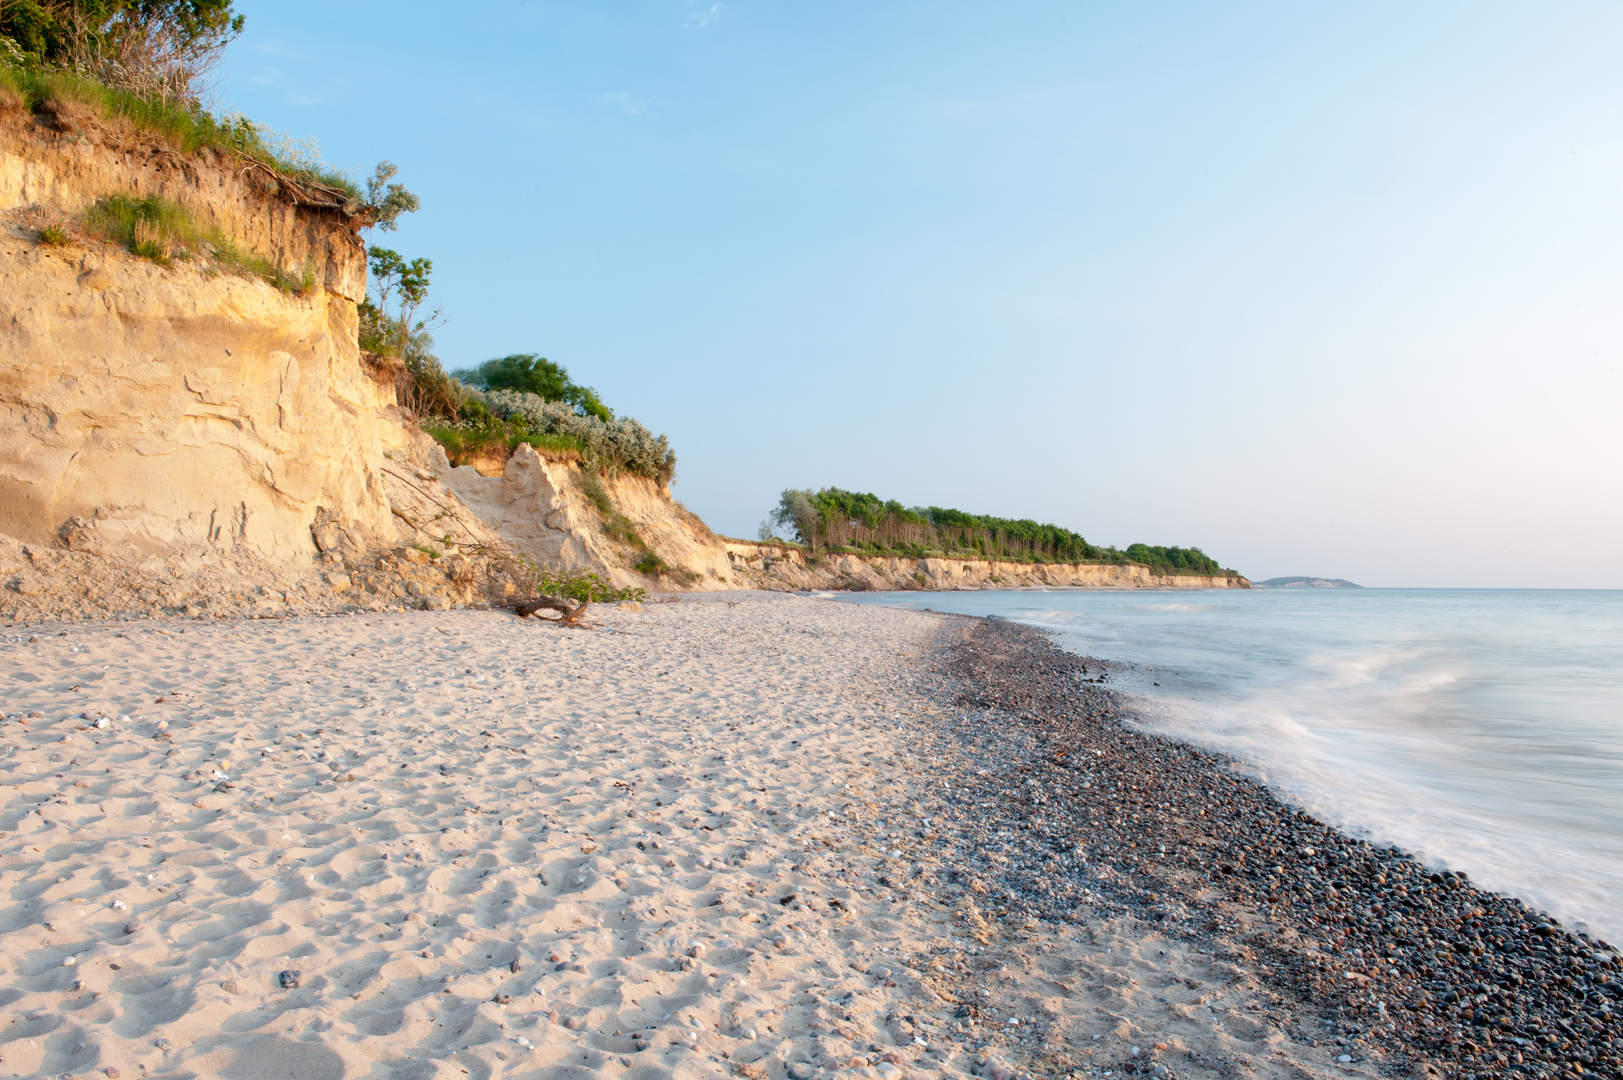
(1257, 576, 1362, 588)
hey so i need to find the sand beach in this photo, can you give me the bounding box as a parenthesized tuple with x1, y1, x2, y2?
(0, 595, 1614, 1080)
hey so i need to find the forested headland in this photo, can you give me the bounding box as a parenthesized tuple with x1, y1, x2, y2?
(764, 488, 1240, 577)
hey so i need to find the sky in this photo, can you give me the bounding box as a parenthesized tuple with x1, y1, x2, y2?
(216, 1, 1623, 588)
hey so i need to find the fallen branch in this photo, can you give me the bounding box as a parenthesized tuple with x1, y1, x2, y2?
(510, 596, 590, 626)
(380, 467, 487, 545)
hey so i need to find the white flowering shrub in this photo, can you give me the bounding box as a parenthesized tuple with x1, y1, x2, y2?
(473, 389, 676, 484)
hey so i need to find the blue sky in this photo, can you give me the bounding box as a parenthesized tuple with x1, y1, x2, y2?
(218, 2, 1623, 587)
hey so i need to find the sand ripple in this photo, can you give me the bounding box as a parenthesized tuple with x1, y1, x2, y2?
(1, 594, 970, 1080)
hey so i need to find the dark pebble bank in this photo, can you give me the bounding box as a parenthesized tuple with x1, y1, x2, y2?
(926, 616, 1620, 1080)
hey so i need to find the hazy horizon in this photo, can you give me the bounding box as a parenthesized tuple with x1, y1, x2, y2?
(217, 2, 1622, 588)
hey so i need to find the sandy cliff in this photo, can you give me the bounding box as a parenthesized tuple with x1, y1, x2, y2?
(0, 100, 1242, 621)
(0, 103, 428, 618)
(720, 541, 1249, 591)
(0, 101, 392, 556)
(433, 442, 732, 588)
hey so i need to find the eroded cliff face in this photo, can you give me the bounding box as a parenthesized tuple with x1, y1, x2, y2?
(0, 244, 397, 557)
(434, 442, 734, 589)
(720, 542, 1250, 592)
(0, 104, 424, 619)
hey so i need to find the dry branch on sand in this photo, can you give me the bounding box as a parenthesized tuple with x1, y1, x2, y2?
(509, 595, 591, 625)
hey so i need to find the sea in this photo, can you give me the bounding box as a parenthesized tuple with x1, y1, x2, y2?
(836, 587, 1623, 945)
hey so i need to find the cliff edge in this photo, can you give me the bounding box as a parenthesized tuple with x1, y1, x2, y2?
(0, 97, 441, 617)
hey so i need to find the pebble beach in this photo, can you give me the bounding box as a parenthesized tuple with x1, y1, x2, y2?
(0, 594, 1616, 1080)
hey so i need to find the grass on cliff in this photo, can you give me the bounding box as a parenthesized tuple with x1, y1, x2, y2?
(420, 421, 586, 467)
(580, 472, 655, 566)
(576, 471, 697, 582)
(0, 63, 359, 199)
(81, 194, 313, 292)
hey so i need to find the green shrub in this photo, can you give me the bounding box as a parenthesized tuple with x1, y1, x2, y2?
(2, 0, 243, 106)
(456, 354, 612, 422)
(457, 395, 495, 427)
(421, 421, 497, 461)
(473, 389, 675, 484)
(510, 560, 645, 605)
(421, 418, 588, 470)
(579, 471, 613, 516)
(0, 58, 24, 105)
(634, 552, 668, 576)
(36, 224, 68, 246)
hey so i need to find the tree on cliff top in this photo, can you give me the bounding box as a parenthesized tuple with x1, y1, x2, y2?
(2, 0, 244, 103)
(364, 161, 419, 233)
(455, 355, 613, 423)
(359, 246, 461, 419)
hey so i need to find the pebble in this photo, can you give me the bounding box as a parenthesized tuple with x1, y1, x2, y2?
(278, 969, 302, 989)
(122, 921, 140, 934)
(939, 619, 1623, 1080)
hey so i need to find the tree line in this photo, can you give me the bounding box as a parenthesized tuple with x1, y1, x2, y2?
(766, 488, 1237, 576)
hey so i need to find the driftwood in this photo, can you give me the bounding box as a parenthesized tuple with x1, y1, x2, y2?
(510, 596, 590, 626)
